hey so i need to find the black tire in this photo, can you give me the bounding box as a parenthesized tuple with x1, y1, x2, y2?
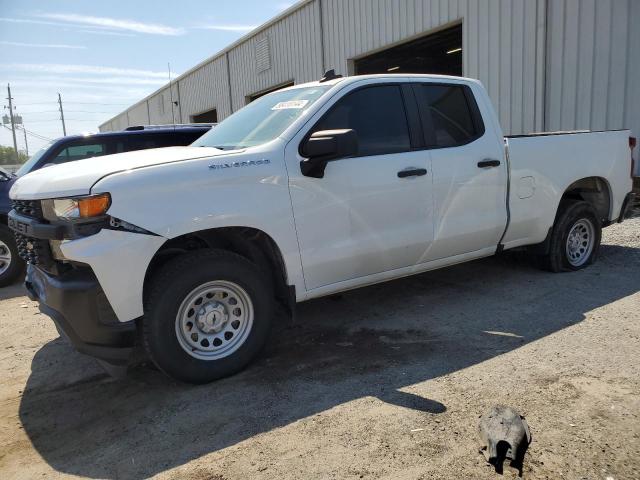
(143, 249, 274, 384)
(537, 200, 602, 272)
(0, 224, 25, 287)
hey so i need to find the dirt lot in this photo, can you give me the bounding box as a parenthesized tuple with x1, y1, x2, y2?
(0, 219, 638, 480)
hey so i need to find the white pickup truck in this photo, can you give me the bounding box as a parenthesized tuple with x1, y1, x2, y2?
(8, 73, 636, 383)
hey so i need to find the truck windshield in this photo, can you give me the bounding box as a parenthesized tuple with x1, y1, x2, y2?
(193, 85, 330, 150)
(15, 141, 55, 177)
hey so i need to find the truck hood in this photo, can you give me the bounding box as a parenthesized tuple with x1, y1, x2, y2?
(9, 146, 225, 200)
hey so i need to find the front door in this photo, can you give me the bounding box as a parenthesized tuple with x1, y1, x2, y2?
(285, 83, 435, 291)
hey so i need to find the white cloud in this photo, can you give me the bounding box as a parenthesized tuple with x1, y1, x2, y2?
(36, 13, 184, 36)
(3, 63, 169, 79)
(0, 17, 72, 28)
(0, 40, 87, 49)
(0, 17, 138, 37)
(197, 25, 257, 33)
(78, 29, 136, 37)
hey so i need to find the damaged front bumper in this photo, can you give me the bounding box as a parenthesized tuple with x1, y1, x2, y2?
(25, 264, 136, 365)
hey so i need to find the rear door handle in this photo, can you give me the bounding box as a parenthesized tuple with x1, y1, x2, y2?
(398, 167, 427, 178)
(477, 159, 501, 168)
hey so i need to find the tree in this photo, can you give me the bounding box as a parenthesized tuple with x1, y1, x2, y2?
(0, 145, 28, 165)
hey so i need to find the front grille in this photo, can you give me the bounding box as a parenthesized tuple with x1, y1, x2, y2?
(12, 199, 44, 220)
(14, 232, 54, 268)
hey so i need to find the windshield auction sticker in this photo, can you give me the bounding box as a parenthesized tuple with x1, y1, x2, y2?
(271, 100, 309, 110)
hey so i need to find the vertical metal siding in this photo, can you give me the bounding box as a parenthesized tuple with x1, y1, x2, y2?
(178, 56, 231, 121)
(100, 0, 635, 143)
(147, 83, 180, 125)
(227, 0, 322, 109)
(126, 102, 149, 126)
(545, 0, 638, 138)
(626, 0, 640, 165)
(321, 0, 544, 135)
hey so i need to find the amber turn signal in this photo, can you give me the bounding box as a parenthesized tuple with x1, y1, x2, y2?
(78, 193, 111, 218)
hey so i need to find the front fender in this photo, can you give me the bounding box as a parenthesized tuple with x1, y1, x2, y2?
(91, 147, 305, 297)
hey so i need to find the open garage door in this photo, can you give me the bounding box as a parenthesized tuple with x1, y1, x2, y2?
(354, 24, 462, 76)
(191, 108, 218, 123)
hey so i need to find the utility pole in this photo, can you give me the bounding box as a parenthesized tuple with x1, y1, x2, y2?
(57, 92, 67, 136)
(5, 84, 19, 162)
(21, 127, 28, 157)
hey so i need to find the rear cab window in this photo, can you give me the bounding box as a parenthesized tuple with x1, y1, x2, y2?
(415, 84, 485, 148)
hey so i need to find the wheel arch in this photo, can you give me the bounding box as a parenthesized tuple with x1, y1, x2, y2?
(559, 176, 612, 225)
(143, 226, 293, 314)
(529, 176, 610, 255)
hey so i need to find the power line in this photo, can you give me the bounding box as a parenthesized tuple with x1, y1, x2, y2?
(20, 110, 117, 114)
(17, 101, 130, 106)
(1, 124, 52, 142)
(19, 118, 102, 123)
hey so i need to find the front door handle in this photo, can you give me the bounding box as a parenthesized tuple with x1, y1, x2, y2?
(477, 159, 501, 168)
(398, 167, 427, 178)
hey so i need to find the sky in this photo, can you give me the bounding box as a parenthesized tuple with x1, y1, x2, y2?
(0, 0, 296, 154)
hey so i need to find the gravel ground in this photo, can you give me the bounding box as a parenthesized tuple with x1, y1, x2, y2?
(0, 219, 638, 480)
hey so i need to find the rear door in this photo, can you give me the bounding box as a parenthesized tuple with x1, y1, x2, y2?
(286, 82, 435, 290)
(414, 82, 507, 261)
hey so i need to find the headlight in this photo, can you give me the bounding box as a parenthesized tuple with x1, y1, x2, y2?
(50, 193, 111, 221)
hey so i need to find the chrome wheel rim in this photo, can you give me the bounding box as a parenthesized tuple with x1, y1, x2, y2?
(175, 280, 254, 360)
(0, 239, 11, 276)
(565, 218, 595, 267)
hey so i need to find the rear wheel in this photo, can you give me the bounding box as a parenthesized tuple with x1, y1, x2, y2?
(0, 225, 24, 287)
(537, 200, 601, 272)
(143, 249, 273, 384)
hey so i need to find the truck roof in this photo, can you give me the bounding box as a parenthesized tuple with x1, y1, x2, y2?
(53, 124, 213, 144)
(280, 73, 482, 91)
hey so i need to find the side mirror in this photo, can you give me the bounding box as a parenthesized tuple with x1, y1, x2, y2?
(299, 129, 358, 178)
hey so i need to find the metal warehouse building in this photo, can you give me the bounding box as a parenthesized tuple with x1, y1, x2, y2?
(100, 0, 639, 140)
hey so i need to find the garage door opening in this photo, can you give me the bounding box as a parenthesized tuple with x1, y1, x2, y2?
(191, 108, 218, 123)
(354, 24, 462, 76)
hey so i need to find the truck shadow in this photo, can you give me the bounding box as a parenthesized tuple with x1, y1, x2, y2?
(17, 242, 640, 479)
(0, 279, 26, 301)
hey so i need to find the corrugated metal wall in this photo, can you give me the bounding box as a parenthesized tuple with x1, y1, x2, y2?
(147, 83, 180, 125)
(227, 0, 323, 109)
(321, 0, 545, 134)
(99, 0, 638, 142)
(126, 102, 149, 126)
(545, 0, 638, 140)
(178, 55, 231, 122)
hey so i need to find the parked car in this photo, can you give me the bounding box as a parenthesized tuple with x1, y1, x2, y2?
(7, 74, 636, 383)
(0, 124, 212, 286)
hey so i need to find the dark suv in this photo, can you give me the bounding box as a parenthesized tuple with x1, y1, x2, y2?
(0, 124, 212, 286)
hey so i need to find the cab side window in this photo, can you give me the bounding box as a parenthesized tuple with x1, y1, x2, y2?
(418, 85, 483, 148)
(312, 85, 411, 157)
(50, 143, 106, 165)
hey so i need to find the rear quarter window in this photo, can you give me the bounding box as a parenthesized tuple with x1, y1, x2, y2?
(417, 84, 484, 148)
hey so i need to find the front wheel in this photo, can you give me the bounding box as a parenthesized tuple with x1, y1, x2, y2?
(0, 225, 25, 287)
(143, 249, 274, 384)
(537, 200, 602, 272)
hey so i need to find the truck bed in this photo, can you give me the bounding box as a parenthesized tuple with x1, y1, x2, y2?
(501, 129, 633, 250)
